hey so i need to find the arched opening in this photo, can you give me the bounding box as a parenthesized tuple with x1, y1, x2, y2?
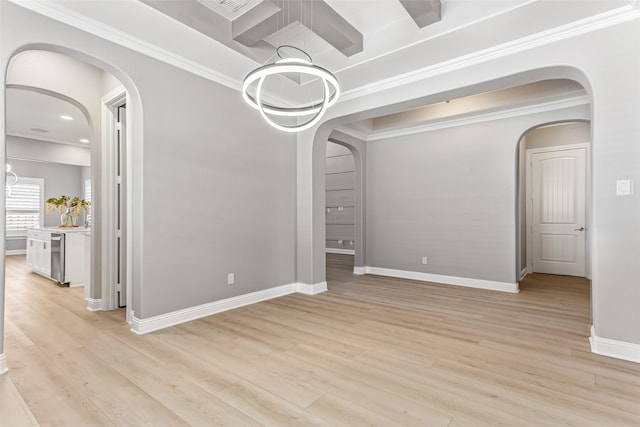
(516, 120, 591, 280)
(312, 71, 592, 301)
(323, 132, 366, 281)
(2, 45, 143, 352)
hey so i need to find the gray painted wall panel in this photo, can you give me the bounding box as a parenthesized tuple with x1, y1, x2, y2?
(326, 189, 355, 206)
(325, 142, 355, 252)
(326, 143, 351, 157)
(326, 155, 355, 174)
(326, 224, 355, 240)
(326, 171, 355, 190)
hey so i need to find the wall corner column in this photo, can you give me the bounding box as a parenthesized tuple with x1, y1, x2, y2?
(296, 127, 331, 286)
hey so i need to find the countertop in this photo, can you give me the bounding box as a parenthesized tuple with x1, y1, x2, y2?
(28, 227, 92, 235)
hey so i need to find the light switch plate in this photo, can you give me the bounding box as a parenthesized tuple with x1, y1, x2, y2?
(616, 179, 633, 196)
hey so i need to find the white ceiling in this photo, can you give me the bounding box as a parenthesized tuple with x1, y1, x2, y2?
(5, 87, 92, 146)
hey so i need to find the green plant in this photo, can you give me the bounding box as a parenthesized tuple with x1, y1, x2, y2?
(46, 195, 91, 216)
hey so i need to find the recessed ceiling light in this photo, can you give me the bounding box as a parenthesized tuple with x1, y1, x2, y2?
(79, 138, 90, 143)
(30, 127, 49, 133)
(60, 115, 74, 121)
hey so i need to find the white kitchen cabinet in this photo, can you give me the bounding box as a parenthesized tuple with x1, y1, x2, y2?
(26, 228, 91, 286)
(26, 230, 51, 277)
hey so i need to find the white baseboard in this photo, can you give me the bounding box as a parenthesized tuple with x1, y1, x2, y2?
(296, 281, 328, 295)
(0, 353, 7, 375)
(362, 266, 520, 293)
(130, 281, 327, 335)
(353, 266, 366, 275)
(326, 248, 355, 255)
(86, 298, 103, 312)
(5, 250, 26, 256)
(590, 326, 640, 363)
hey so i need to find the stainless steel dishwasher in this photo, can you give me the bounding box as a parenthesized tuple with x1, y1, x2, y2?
(50, 233, 67, 284)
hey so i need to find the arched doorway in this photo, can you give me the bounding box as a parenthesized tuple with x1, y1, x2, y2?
(517, 120, 591, 280)
(1, 45, 143, 373)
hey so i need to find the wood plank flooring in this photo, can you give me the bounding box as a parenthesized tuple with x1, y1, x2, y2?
(2, 253, 640, 426)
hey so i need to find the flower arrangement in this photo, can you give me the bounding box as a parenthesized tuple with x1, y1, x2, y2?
(46, 195, 91, 227)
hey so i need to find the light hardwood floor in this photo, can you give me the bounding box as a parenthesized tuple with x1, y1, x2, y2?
(2, 253, 640, 426)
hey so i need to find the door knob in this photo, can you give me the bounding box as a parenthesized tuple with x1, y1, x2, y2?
(574, 227, 585, 231)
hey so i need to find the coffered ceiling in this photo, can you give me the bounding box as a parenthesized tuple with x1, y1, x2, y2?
(5, 0, 636, 142)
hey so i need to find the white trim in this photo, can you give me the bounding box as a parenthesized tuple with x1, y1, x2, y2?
(326, 248, 355, 255)
(526, 143, 591, 276)
(85, 297, 102, 312)
(519, 268, 527, 281)
(296, 282, 328, 295)
(131, 282, 325, 334)
(590, 326, 640, 364)
(5, 250, 26, 256)
(0, 353, 7, 374)
(353, 266, 367, 275)
(339, 4, 640, 103)
(9, 0, 638, 105)
(100, 87, 126, 315)
(9, 0, 241, 92)
(363, 266, 519, 293)
(367, 95, 589, 142)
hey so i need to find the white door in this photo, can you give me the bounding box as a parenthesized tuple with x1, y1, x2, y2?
(530, 147, 587, 277)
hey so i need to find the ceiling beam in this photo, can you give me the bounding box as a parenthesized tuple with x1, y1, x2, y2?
(399, 0, 441, 28)
(232, 0, 363, 57)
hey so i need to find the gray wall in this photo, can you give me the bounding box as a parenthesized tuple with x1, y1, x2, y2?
(6, 158, 84, 251)
(0, 2, 297, 320)
(365, 107, 589, 285)
(325, 142, 355, 253)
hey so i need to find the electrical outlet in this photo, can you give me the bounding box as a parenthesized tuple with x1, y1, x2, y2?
(421, 256, 428, 265)
(227, 273, 235, 285)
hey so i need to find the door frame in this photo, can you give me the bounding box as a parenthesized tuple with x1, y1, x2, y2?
(100, 85, 132, 322)
(525, 142, 591, 278)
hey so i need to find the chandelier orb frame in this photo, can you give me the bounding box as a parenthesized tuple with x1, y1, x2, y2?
(242, 45, 340, 133)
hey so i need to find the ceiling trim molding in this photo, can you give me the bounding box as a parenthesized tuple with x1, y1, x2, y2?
(338, 94, 590, 142)
(10, 0, 638, 108)
(333, 125, 369, 142)
(6, 131, 92, 148)
(339, 3, 640, 103)
(9, 0, 243, 91)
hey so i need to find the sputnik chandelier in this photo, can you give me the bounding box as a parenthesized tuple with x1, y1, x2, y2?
(242, 44, 340, 133)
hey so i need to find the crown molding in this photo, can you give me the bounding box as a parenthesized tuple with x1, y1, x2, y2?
(339, 3, 640, 103)
(10, 0, 638, 108)
(6, 131, 91, 148)
(365, 94, 590, 142)
(9, 0, 242, 91)
(333, 125, 370, 142)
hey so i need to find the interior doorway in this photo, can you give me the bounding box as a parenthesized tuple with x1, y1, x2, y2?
(4, 50, 129, 316)
(520, 122, 591, 278)
(528, 146, 587, 276)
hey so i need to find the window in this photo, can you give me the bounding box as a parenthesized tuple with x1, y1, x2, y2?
(6, 177, 44, 237)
